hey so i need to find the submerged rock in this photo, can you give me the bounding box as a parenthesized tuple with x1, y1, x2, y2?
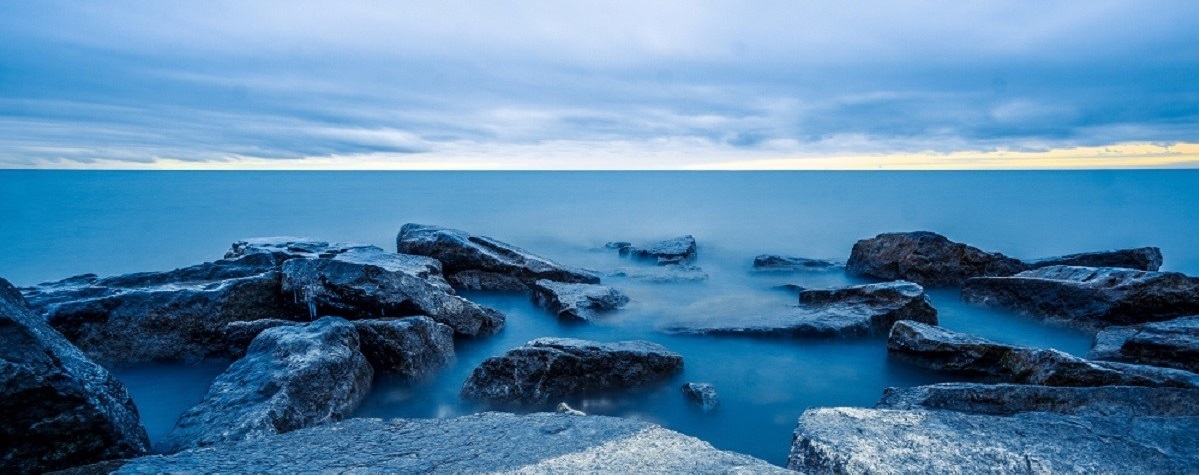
(352, 317, 455, 378)
(160, 317, 373, 454)
(0, 278, 149, 473)
(530, 279, 629, 321)
(846, 231, 1026, 286)
(877, 382, 1199, 417)
(682, 383, 719, 412)
(609, 236, 697, 265)
(460, 338, 683, 403)
(610, 265, 708, 283)
(396, 223, 598, 290)
(961, 265, 1199, 327)
(752, 255, 844, 272)
(1026, 246, 1163, 271)
(1088, 315, 1199, 373)
(888, 320, 1199, 388)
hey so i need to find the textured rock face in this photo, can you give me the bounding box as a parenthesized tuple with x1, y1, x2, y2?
(221, 318, 299, 358)
(846, 231, 1027, 286)
(682, 383, 719, 412)
(0, 278, 150, 473)
(752, 255, 843, 272)
(396, 223, 598, 290)
(1026, 246, 1163, 271)
(352, 317, 455, 378)
(159, 317, 373, 454)
(530, 279, 629, 321)
(609, 265, 708, 283)
(888, 320, 1199, 387)
(225, 237, 377, 262)
(877, 383, 1199, 417)
(1088, 315, 1199, 373)
(788, 407, 1199, 474)
(961, 265, 1199, 327)
(107, 413, 789, 474)
(609, 236, 698, 265)
(666, 281, 937, 338)
(461, 338, 684, 403)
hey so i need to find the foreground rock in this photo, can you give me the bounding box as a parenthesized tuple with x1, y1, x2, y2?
(962, 265, 1199, 327)
(1025, 246, 1163, 271)
(888, 320, 1199, 387)
(160, 317, 373, 453)
(878, 382, 1199, 417)
(682, 383, 719, 412)
(846, 231, 1026, 286)
(752, 255, 843, 272)
(610, 265, 708, 283)
(0, 278, 149, 473)
(461, 338, 683, 403)
(1089, 315, 1199, 373)
(353, 317, 455, 378)
(531, 280, 629, 321)
(666, 281, 937, 338)
(788, 407, 1199, 474)
(608, 236, 697, 265)
(104, 413, 788, 474)
(396, 223, 598, 290)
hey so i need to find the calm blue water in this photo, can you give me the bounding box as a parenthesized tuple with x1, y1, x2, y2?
(3, 170, 1198, 465)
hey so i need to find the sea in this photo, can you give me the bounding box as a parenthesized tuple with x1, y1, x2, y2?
(3, 170, 1198, 466)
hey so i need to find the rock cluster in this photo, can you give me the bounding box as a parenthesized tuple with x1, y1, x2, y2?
(607, 236, 697, 265)
(530, 279, 629, 321)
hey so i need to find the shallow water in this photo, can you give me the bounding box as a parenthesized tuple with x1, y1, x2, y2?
(3, 170, 1196, 465)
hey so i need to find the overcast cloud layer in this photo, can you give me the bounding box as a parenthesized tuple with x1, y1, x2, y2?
(1, 1, 1197, 168)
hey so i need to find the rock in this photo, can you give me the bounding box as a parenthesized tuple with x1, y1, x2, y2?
(877, 382, 1199, 417)
(396, 223, 598, 290)
(1088, 315, 1199, 373)
(221, 318, 299, 358)
(105, 413, 789, 474)
(788, 407, 1199, 474)
(224, 237, 377, 262)
(609, 236, 697, 265)
(530, 280, 629, 321)
(665, 281, 937, 338)
(888, 320, 1199, 387)
(0, 278, 150, 473)
(610, 265, 708, 283)
(352, 317, 455, 378)
(846, 231, 1027, 286)
(460, 338, 684, 403)
(555, 402, 586, 416)
(159, 317, 373, 453)
(1026, 246, 1163, 271)
(681, 383, 719, 412)
(752, 255, 844, 272)
(961, 265, 1199, 327)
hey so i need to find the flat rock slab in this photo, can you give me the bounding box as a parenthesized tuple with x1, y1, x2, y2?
(461, 338, 684, 403)
(788, 407, 1199, 474)
(1025, 246, 1163, 271)
(752, 255, 844, 272)
(106, 413, 787, 474)
(962, 265, 1199, 327)
(609, 236, 698, 265)
(1088, 315, 1199, 373)
(531, 279, 629, 321)
(877, 382, 1199, 417)
(846, 231, 1026, 286)
(610, 265, 708, 283)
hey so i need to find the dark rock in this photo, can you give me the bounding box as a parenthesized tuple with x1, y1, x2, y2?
(159, 317, 373, 454)
(773, 284, 806, 294)
(888, 320, 1199, 387)
(846, 231, 1027, 286)
(221, 318, 298, 358)
(1, 278, 150, 473)
(107, 413, 788, 474)
(877, 382, 1199, 417)
(224, 237, 378, 263)
(665, 281, 937, 338)
(352, 317, 455, 378)
(752, 255, 844, 272)
(1088, 315, 1199, 373)
(961, 265, 1199, 327)
(460, 338, 684, 403)
(396, 223, 598, 290)
(611, 236, 697, 265)
(1026, 246, 1163, 271)
(610, 265, 708, 283)
(682, 383, 719, 412)
(530, 279, 629, 321)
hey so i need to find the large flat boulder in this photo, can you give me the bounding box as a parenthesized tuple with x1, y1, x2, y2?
(460, 338, 684, 403)
(159, 317, 373, 454)
(877, 382, 1199, 417)
(530, 279, 629, 321)
(888, 320, 1199, 387)
(1026, 246, 1163, 271)
(961, 265, 1199, 327)
(1088, 315, 1199, 373)
(846, 231, 1026, 286)
(752, 255, 843, 272)
(353, 317, 455, 378)
(1, 278, 150, 473)
(396, 223, 598, 290)
(608, 235, 697, 265)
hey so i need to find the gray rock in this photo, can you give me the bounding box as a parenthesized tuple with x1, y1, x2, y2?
(752, 255, 844, 272)
(555, 402, 586, 416)
(530, 279, 629, 321)
(610, 236, 697, 265)
(888, 320, 1199, 387)
(1026, 246, 1163, 271)
(224, 237, 377, 262)
(352, 317, 455, 378)
(159, 317, 373, 453)
(396, 223, 598, 290)
(788, 407, 1199, 474)
(846, 231, 1027, 286)
(877, 382, 1199, 417)
(0, 278, 149, 473)
(110, 413, 788, 474)
(221, 318, 299, 358)
(1088, 315, 1199, 373)
(682, 383, 719, 412)
(961, 265, 1199, 327)
(461, 338, 684, 403)
(610, 265, 709, 283)
(666, 281, 937, 338)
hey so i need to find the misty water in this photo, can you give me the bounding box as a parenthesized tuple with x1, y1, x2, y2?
(3, 170, 1198, 465)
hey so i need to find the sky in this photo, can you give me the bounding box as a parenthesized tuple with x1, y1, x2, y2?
(0, 1, 1197, 169)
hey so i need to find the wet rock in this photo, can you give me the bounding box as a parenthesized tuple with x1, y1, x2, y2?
(555, 402, 586, 416)
(1026, 246, 1163, 271)
(788, 407, 1199, 474)
(530, 279, 629, 321)
(160, 317, 373, 454)
(878, 382, 1199, 417)
(1088, 315, 1199, 373)
(610, 265, 708, 283)
(352, 317, 455, 378)
(221, 318, 299, 358)
(666, 281, 937, 338)
(0, 278, 149, 473)
(224, 237, 377, 263)
(961, 265, 1199, 327)
(752, 255, 844, 272)
(888, 320, 1199, 387)
(682, 383, 719, 412)
(396, 223, 598, 290)
(460, 338, 684, 403)
(846, 231, 1027, 286)
(609, 236, 697, 265)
